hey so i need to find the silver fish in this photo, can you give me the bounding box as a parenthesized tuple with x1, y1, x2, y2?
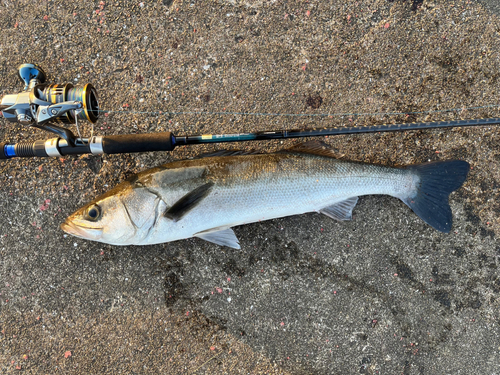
(61, 142, 469, 248)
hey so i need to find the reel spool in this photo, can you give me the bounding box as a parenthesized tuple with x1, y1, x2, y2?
(36, 83, 99, 124)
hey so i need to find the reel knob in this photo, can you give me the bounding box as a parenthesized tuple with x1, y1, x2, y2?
(18, 63, 46, 91)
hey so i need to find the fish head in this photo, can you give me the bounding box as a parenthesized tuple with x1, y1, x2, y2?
(61, 188, 138, 245)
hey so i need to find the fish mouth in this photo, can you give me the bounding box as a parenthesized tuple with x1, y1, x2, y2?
(61, 220, 103, 239)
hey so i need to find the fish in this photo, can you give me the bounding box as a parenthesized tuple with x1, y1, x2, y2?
(61, 142, 470, 249)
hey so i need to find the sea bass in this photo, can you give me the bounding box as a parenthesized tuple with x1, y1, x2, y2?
(61, 142, 470, 248)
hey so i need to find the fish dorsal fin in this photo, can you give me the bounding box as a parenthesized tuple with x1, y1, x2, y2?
(164, 182, 213, 222)
(320, 197, 359, 221)
(194, 227, 241, 249)
(284, 141, 339, 158)
(197, 149, 261, 158)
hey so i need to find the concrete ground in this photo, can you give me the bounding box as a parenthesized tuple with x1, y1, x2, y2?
(1, 0, 500, 373)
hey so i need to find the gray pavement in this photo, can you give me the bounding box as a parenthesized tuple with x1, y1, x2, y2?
(1, 0, 500, 374)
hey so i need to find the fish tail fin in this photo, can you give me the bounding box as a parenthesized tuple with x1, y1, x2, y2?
(403, 160, 470, 232)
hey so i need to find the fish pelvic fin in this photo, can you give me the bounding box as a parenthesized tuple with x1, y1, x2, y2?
(164, 182, 213, 222)
(403, 160, 470, 233)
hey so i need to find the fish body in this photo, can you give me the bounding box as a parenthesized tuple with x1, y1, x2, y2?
(62, 143, 470, 248)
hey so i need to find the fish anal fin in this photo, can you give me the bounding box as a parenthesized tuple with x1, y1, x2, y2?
(164, 182, 213, 221)
(194, 227, 240, 249)
(320, 197, 359, 221)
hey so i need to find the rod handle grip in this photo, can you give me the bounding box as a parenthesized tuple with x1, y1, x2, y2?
(101, 132, 175, 154)
(0, 140, 50, 158)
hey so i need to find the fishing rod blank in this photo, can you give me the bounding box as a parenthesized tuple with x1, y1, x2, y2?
(175, 117, 500, 145)
(1, 117, 499, 159)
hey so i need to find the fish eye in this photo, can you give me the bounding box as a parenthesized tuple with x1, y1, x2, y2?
(85, 205, 102, 221)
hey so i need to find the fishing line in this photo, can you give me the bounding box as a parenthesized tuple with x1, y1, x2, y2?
(97, 103, 500, 119)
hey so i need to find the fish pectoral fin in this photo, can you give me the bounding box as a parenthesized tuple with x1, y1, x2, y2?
(164, 182, 213, 222)
(320, 197, 359, 221)
(194, 227, 241, 249)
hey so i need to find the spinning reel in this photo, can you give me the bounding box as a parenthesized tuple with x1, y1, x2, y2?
(0, 63, 99, 146)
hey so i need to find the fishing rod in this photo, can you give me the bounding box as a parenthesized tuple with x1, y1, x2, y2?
(1, 63, 499, 160)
